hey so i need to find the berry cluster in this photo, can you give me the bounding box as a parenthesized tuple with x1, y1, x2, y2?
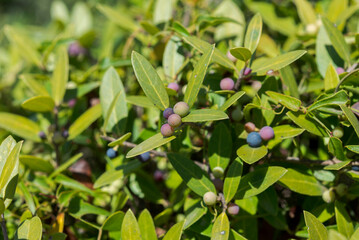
(245, 123, 275, 148)
(161, 101, 189, 137)
(203, 191, 240, 216)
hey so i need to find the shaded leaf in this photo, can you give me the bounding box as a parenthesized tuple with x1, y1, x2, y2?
(209, 123, 232, 171)
(20, 155, 54, 174)
(102, 211, 124, 232)
(340, 105, 359, 138)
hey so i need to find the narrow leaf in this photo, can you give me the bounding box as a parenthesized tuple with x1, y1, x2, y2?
(324, 64, 340, 91)
(163, 221, 185, 240)
(220, 91, 245, 111)
(244, 13, 262, 53)
(211, 212, 230, 240)
(182, 109, 228, 123)
(335, 201, 354, 238)
(121, 210, 141, 240)
(209, 123, 232, 171)
(286, 111, 328, 137)
(21, 96, 55, 112)
(308, 91, 348, 112)
(266, 91, 301, 111)
(223, 158, 243, 203)
(340, 105, 359, 138)
(303, 211, 328, 240)
(51, 46, 69, 105)
(138, 209, 157, 240)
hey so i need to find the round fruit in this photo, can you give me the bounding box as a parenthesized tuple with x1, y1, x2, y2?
(335, 183, 348, 197)
(244, 122, 256, 133)
(67, 98, 77, 108)
(322, 188, 335, 203)
(213, 178, 223, 191)
(252, 81, 262, 91)
(139, 152, 150, 162)
(161, 123, 174, 137)
(227, 203, 240, 215)
(154, 170, 165, 182)
(259, 126, 275, 141)
(163, 108, 174, 119)
(212, 166, 224, 178)
(168, 114, 182, 128)
(353, 166, 359, 171)
(203, 192, 217, 206)
(336, 67, 345, 75)
(243, 67, 252, 76)
(173, 102, 189, 117)
(306, 23, 318, 34)
(231, 108, 243, 122)
(226, 51, 237, 62)
(38, 131, 46, 140)
(247, 132, 262, 148)
(168, 82, 179, 92)
(106, 148, 117, 159)
(332, 126, 344, 138)
(220, 78, 235, 90)
(62, 130, 69, 138)
(68, 42, 86, 57)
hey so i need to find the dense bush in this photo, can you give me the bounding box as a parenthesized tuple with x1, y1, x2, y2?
(0, 0, 358, 239)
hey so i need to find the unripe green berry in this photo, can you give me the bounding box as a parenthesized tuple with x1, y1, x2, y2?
(335, 183, 348, 197)
(231, 108, 243, 122)
(212, 166, 224, 178)
(173, 101, 189, 117)
(322, 188, 335, 203)
(203, 191, 217, 206)
(332, 126, 344, 138)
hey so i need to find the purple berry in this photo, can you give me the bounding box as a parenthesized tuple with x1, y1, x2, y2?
(227, 51, 237, 62)
(220, 78, 235, 90)
(68, 99, 77, 108)
(336, 67, 345, 75)
(168, 82, 180, 92)
(161, 123, 174, 137)
(352, 102, 359, 117)
(168, 114, 182, 128)
(154, 170, 165, 182)
(243, 67, 252, 76)
(38, 131, 46, 140)
(106, 148, 117, 158)
(163, 108, 174, 119)
(173, 102, 189, 117)
(90, 98, 100, 106)
(244, 122, 256, 133)
(227, 203, 240, 215)
(247, 132, 262, 148)
(259, 126, 275, 141)
(62, 130, 69, 139)
(68, 42, 86, 57)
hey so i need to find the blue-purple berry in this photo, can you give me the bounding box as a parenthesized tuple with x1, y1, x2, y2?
(62, 130, 69, 139)
(163, 108, 174, 119)
(106, 148, 117, 158)
(139, 152, 150, 162)
(259, 126, 275, 141)
(38, 131, 46, 140)
(247, 132, 262, 148)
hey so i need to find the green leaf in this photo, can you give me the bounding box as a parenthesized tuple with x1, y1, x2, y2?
(229, 229, 248, 240)
(68, 104, 102, 140)
(18, 182, 36, 215)
(335, 201, 354, 238)
(183, 204, 207, 230)
(108, 133, 132, 147)
(220, 91, 245, 111)
(131, 51, 169, 110)
(209, 123, 232, 171)
(55, 174, 93, 195)
(279, 66, 300, 99)
(328, 230, 347, 240)
(223, 158, 243, 203)
(15, 216, 42, 240)
(168, 153, 216, 196)
(126, 133, 176, 158)
(184, 45, 214, 108)
(21, 96, 55, 112)
(140, 21, 160, 35)
(324, 64, 340, 91)
(286, 111, 329, 137)
(252, 50, 307, 75)
(229, 47, 252, 62)
(163, 36, 185, 80)
(69, 197, 109, 219)
(293, 0, 317, 25)
(266, 91, 301, 111)
(163, 220, 185, 240)
(244, 13, 262, 54)
(324, 160, 351, 170)
(126, 96, 156, 108)
(172, 21, 189, 37)
(102, 211, 124, 232)
(0, 113, 41, 142)
(211, 212, 230, 240)
(153, 0, 173, 24)
(51, 46, 69, 105)
(3, 26, 42, 68)
(350, 227, 359, 240)
(97, 4, 138, 31)
(235, 166, 287, 199)
(100, 67, 128, 132)
(138, 209, 157, 240)
(328, 137, 346, 160)
(236, 145, 268, 164)
(308, 91, 348, 112)
(20, 74, 50, 96)
(49, 153, 83, 179)
(322, 17, 351, 64)
(303, 211, 328, 240)
(340, 105, 359, 139)
(182, 109, 228, 123)
(182, 36, 235, 70)
(346, 145, 359, 154)
(267, 125, 305, 149)
(20, 155, 54, 173)
(279, 168, 323, 196)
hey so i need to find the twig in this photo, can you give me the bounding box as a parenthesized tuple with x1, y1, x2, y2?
(234, 64, 248, 91)
(1, 214, 8, 240)
(53, 107, 61, 166)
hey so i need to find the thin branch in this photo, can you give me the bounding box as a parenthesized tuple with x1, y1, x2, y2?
(1, 214, 8, 240)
